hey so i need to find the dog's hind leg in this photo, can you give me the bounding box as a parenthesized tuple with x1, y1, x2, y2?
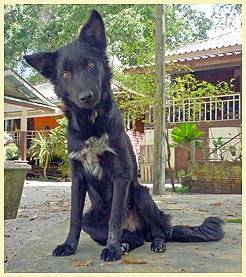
(133, 185, 171, 253)
(120, 229, 144, 254)
(82, 208, 109, 246)
(82, 209, 144, 254)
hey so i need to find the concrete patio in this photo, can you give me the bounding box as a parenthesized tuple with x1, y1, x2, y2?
(4, 181, 242, 273)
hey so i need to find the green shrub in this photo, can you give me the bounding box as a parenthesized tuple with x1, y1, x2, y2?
(29, 132, 54, 179)
(50, 117, 70, 177)
(171, 123, 204, 146)
(175, 186, 189, 193)
(5, 142, 20, 160)
(28, 118, 71, 178)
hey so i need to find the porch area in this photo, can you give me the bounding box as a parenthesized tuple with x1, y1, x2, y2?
(4, 69, 62, 161)
(146, 93, 241, 124)
(141, 92, 241, 185)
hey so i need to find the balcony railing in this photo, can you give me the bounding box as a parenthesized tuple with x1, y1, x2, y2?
(146, 93, 240, 124)
(6, 130, 50, 148)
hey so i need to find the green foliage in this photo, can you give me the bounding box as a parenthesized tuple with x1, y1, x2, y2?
(171, 123, 204, 162)
(29, 132, 54, 178)
(168, 74, 235, 100)
(228, 144, 237, 157)
(28, 118, 70, 178)
(211, 4, 242, 30)
(114, 70, 155, 123)
(212, 137, 224, 149)
(6, 4, 241, 76)
(195, 140, 204, 149)
(5, 142, 20, 160)
(50, 117, 70, 177)
(115, 70, 236, 123)
(211, 137, 226, 161)
(171, 123, 204, 147)
(5, 4, 213, 77)
(177, 169, 186, 179)
(175, 186, 189, 193)
(211, 137, 240, 161)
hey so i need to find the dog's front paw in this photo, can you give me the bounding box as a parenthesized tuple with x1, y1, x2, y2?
(52, 243, 75, 256)
(151, 238, 166, 253)
(100, 245, 122, 262)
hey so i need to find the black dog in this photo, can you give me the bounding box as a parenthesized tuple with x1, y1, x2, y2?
(24, 10, 224, 262)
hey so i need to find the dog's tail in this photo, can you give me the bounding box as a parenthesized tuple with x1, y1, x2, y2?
(166, 217, 224, 242)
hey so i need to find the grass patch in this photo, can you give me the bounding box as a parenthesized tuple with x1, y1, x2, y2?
(175, 186, 189, 193)
(224, 218, 242, 224)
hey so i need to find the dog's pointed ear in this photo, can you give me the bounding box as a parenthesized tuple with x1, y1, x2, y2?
(24, 51, 57, 79)
(79, 10, 107, 50)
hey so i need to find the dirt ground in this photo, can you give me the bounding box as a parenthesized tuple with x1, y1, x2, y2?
(4, 180, 242, 273)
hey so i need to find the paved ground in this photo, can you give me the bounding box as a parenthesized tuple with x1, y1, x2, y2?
(4, 181, 242, 273)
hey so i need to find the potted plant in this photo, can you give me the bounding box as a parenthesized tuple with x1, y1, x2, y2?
(4, 133, 31, 220)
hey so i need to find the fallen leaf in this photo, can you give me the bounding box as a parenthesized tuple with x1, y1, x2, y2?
(197, 209, 208, 213)
(226, 213, 235, 217)
(166, 201, 177, 205)
(4, 250, 17, 263)
(121, 256, 147, 264)
(210, 202, 222, 206)
(71, 260, 92, 267)
(29, 215, 38, 221)
(18, 214, 29, 218)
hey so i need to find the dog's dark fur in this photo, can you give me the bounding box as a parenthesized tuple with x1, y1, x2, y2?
(24, 10, 224, 262)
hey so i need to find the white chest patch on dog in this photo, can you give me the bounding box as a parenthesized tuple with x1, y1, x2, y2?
(69, 134, 116, 179)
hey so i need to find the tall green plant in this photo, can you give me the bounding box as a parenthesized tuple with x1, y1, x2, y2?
(29, 119, 70, 178)
(171, 123, 204, 160)
(29, 132, 54, 178)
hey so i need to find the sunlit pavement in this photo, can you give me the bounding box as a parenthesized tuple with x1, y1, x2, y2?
(4, 181, 242, 273)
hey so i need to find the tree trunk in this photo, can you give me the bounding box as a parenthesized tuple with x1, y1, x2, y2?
(165, 130, 176, 192)
(153, 4, 166, 195)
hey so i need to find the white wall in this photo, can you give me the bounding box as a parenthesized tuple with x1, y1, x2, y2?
(141, 128, 175, 168)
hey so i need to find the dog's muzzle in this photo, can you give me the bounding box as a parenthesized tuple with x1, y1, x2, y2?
(79, 90, 94, 103)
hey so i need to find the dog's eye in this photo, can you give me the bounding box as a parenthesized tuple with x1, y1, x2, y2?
(62, 71, 72, 78)
(87, 60, 95, 70)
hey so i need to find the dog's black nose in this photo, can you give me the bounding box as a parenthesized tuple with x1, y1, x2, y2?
(79, 90, 94, 102)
